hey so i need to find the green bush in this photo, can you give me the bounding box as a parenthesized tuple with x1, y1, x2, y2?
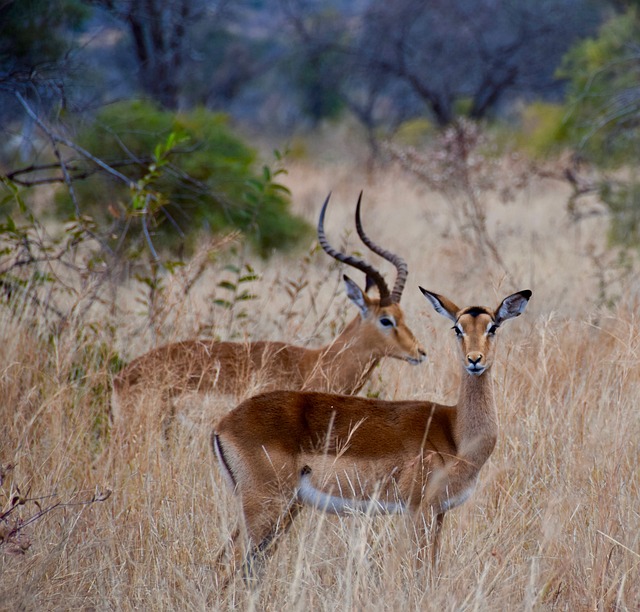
(549, 7, 640, 251)
(511, 9, 640, 166)
(557, 8, 640, 167)
(56, 100, 311, 256)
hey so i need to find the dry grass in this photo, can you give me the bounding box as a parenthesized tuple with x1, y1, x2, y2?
(1, 153, 640, 611)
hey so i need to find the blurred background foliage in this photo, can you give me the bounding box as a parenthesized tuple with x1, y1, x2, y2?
(0, 0, 88, 79)
(55, 100, 309, 257)
(2, 0, 640, 264)
(553, 3, 640, 165)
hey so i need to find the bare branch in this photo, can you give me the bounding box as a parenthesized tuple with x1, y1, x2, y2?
(3, 159, 148, 188)
(15, 93, 132, 187)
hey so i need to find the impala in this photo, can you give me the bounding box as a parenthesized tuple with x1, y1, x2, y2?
(213, 287, 531, 579)
(111, 193, 426, 425)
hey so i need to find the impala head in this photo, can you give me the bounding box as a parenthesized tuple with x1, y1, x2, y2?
(343, 274, 426, 364)
(420, 288, 532, 375)
(318, 193, 426, 365)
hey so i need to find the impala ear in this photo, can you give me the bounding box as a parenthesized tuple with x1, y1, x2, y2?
(419, 287, 459, 323)
(495, 290, 532, 324)
(344, 275, 370, 317)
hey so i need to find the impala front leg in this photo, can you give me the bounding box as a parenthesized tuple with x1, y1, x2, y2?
(426, 457, 481, 516)
(411, 506, 446, 570)
(430, 512, 445, 569)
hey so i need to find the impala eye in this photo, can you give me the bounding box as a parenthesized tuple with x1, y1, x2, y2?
(379, 316, 395, 328)
(453, 325, 463, 338)
(487, 324, 499, 336)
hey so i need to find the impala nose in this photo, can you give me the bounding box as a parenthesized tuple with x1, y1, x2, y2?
(407, 347, 427, 365)
(467, 353, 482, 366)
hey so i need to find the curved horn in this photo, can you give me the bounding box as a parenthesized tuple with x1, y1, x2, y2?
(317, 193, 391, 302)
(355, 191, 408, 304)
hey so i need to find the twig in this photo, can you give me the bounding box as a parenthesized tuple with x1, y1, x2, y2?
(0, 488, 112, 552)
(14, 93, 115, 256)
(141, 193, 161, 264)
(15, 93, 131, 186)
(3, 159, 148, 187)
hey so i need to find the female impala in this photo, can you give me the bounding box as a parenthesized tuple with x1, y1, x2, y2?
(111, 194, 425, 424)
(213, 287, 531, 578)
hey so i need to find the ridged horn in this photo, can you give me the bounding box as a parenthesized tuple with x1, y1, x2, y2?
(355, 191, 408, 304)
(317, 193, 391, 303)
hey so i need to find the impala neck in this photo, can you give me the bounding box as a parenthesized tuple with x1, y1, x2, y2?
(455, 367, 498, 466)
(313, 316, 380, 393)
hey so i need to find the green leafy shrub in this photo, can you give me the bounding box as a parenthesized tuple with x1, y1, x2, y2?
(56, 100, 311, 256)
(545, 8, 640, 251)
(510, 9, 640, 164)
(558, 8, 640, 166)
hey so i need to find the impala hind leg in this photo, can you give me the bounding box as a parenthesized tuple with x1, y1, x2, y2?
(239, 490, 303, 583)
(215, 495, 302, 590)
(216, 472, 302, 589)
(213, 526, 241, 590)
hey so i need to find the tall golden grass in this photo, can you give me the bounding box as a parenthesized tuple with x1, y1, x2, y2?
(1, 156, 639, 610)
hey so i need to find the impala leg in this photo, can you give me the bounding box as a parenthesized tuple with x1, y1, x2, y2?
(430, 512, 445, 571)
(412, 511, 430, 567)
(240, 491, 303, 583)
(214, 526, 242, 591)
(160, 406, 175, 448)
(215, 493, 302, 590)
(159, 388, 183, 447)
(215, 453, 302, 588)
(412, 510, 445, 573)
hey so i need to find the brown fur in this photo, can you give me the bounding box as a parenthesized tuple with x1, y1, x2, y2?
(213, 288, 531, 580)
(111, 195, 425, 429)
(111, 297, 425, 424)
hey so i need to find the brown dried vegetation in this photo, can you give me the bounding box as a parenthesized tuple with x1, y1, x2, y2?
(1, 152, 639, 609)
